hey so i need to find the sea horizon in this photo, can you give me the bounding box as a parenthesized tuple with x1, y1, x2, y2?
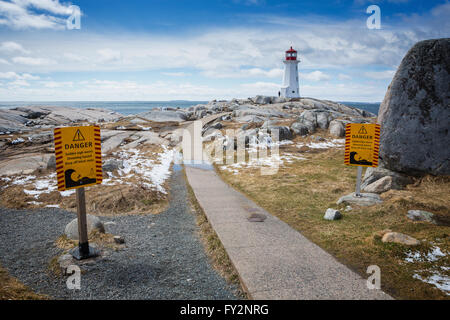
(0, 100, 381, 115)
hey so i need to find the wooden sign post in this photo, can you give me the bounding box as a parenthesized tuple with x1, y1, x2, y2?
(344, 123, 380, 197)
(54, 125, 103, 260)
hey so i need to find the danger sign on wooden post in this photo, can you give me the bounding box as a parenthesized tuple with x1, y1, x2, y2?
(54, 126, 103, 191)
(344, 123, 380, 168)
(53, 125, 102, 260)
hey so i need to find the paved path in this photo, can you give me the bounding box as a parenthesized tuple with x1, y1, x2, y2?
(184, 164, 393, 300)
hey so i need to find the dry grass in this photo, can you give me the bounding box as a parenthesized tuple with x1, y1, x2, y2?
(215, 141, 450, 300)
(0, 144, 171, 216)
(0, 264, 48, 300)
(55, 231, 124, 252)
(183, 168, 248, 299)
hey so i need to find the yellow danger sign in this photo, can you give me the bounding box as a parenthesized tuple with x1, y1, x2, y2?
(54, 126, 102, 191)
(344, 123, 380, 168)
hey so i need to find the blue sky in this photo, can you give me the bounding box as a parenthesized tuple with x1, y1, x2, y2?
(0, 0, 449, 102)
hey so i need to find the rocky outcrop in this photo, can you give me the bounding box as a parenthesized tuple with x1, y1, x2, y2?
(378, 38, 450, 176)
(337, 193, 383, 206)
(138, 110, 188, 122)
(361, 166, 414, 192)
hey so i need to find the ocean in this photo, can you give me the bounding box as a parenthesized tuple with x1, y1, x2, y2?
(0, 100, 381, 115)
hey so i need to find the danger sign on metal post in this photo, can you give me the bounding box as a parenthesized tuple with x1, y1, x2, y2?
(54, 126, 103, 191)
(344, 123, 380, 168)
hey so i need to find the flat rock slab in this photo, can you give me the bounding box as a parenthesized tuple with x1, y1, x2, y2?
(337, 193, 383, 206)
(185, 166, 392, 300)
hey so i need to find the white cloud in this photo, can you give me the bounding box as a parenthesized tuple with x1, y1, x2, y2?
(364, 70, 395, 79)
(301, 71, 331, 82)
(338, 73, 352, 81)
(0, 0, 76, 29)
(97, 48, 122, 63)
(161, 72, 191, 77)
(9, 79, 29, 86)
(0, 58, 10, 64)
(42, 80, 72, 88)
(0, 71, 38, 79)
(12, 56, 53, 65)
(0, 41, 29, 53)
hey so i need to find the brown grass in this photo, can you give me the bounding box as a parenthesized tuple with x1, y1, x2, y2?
(0, 264, 48, 300)
(0, 144, 171, 216)
(215, 140, 450, 300)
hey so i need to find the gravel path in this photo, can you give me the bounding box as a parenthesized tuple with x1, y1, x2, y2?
(0, 166, 239, 299)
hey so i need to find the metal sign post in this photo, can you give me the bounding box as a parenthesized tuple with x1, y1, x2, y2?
(355, 166, 363, 197)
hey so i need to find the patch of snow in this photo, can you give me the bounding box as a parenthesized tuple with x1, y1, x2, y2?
(297, 139, 345, 150)
(405, 246, 447, 263)
(138, 125, 151, 131)
(413, 273, 450, 295)
(427, 246, 446, 262)
(46, 204, 60, 208)
(23, 176, 57, 198)
(114, 146, 174, 193)
(28, 201, 42, 205)
(11, 138, 25, 145)
(60, 190, 75, 197)
(12, 175, 36, 185)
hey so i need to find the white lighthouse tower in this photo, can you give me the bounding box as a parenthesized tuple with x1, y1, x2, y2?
(280, 46, 300, 98)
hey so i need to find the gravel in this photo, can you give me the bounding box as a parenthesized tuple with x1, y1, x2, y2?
(0, 167, 239, 299)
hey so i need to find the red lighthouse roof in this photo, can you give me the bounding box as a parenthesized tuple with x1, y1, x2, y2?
(285, 46, 297, 61)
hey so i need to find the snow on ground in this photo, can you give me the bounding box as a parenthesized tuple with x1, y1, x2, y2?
(218, 152, 305, 175)
(296, 139, 345, 149)
(1, 146, 175, 204)
(413, 273, 450, 295)
(405, 246, 449, 295)
(405, 246, 447, 263)
(112, 146, 174, 193)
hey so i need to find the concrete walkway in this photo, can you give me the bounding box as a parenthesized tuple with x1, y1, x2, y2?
(184, 164, 392, 300)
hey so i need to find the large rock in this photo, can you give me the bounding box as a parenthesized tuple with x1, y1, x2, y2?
(268, 126, 293, 141)
(291, 122, 309, 136)
(324, 208, 342, 221)
(337, 193, 383, 206)
(381, 232, 420, 246)
(252, 95, 273, 104)
(377, 38, 450, 176)
(363, 176, 393, 194)
(328, 120, 346, 137)
(406, 210, 435, 224)
(139, 110, 187, 122)
(102, 159, 124, 172)
(64, 214, 105, 240)
(0, 153, 53, 176)
(361, 166, 414, 190)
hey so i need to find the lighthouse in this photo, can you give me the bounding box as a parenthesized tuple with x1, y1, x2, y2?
(280, 46, 300, 98)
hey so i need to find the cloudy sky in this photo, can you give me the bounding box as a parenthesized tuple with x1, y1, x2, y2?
(0, 0, 448, 102)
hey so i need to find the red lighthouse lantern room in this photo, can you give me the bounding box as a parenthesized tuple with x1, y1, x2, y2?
(285, 46, 297, 61)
